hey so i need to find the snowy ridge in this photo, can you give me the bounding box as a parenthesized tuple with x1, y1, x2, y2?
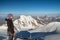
(0, 15, 60, 33)
(29, 22, 60, 33)
(13, 15, 43, 31)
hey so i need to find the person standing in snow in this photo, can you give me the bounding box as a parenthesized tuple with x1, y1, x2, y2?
(5, 14, 15, 40)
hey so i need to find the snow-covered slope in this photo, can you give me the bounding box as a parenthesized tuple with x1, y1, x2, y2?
(29, 22, 60, 33)
(44, 34, 60, 40)
(42, 22, 60, 33)
(0, 24, 7, 39)
(13, 15, 43, 31)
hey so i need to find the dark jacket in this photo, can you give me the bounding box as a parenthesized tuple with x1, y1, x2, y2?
(5, 18, 14, 34)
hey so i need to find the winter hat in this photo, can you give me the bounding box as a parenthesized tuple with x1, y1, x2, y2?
(7, 13, 13, 19)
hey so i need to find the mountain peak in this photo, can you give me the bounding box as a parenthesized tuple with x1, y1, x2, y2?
(14, 15, 43, 30)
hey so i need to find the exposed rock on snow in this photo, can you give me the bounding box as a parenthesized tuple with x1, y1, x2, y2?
(35, 16, 45, 25)
(13, 15, 43, 31)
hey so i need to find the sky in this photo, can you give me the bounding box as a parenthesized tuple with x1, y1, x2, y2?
(0, 0, 60, 16)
